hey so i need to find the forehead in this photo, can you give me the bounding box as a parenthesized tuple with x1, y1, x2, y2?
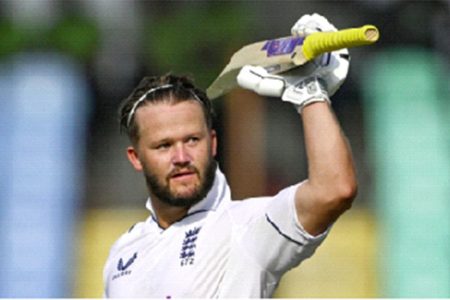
(134, 100, 208, 140)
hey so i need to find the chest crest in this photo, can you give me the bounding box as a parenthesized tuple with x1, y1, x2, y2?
(179, 226, 201, 266)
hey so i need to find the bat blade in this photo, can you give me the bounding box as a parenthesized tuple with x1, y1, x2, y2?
(207, 36, 303, 99)
(207, 25, 379, 99)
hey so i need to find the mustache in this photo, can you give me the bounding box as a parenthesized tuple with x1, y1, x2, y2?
(167, 165, 199, 178)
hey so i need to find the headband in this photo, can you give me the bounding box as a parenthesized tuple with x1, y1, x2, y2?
(126, 84, 205, 128)
(126, 84, 173, 128)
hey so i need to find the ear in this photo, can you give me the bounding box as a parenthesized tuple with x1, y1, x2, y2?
(210, 130, 218, 157)
(127, 146, 143, 171)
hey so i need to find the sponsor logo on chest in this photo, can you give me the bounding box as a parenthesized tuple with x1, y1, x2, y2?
(112, 252, 137, 280)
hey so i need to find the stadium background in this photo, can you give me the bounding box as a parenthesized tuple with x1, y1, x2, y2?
(0, 0, 449, 297)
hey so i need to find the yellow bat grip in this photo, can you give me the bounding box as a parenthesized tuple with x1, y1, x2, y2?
(300, 25, 379, 62)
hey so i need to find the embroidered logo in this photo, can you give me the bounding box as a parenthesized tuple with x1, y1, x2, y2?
(180, 226, 201, 266)
(112, 252, 137, 280)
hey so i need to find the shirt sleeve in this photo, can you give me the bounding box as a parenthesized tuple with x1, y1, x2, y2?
(231, 184, 330, 277)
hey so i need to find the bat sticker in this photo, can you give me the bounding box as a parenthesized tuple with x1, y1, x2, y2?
(261, 36, 304, 57)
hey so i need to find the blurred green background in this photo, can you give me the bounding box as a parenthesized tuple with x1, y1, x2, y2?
(0, 0, 448, 297)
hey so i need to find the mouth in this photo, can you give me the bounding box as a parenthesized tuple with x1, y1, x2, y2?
(169, 169, 198, 181)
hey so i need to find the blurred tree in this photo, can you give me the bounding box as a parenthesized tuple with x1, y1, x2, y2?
(48, 15, 99, 62)
(0, 14, 99, 63)
(0, 20, 28, 59)
(143, 2, 254, 89)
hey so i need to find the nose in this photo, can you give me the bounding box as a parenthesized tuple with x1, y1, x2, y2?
(172, 143, 191, 165)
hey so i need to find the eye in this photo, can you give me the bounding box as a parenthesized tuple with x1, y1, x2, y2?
(155, 142, 171, 150)
(186, 136, 200, 145)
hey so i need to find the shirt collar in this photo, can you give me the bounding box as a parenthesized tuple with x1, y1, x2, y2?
(145, 165, 231, 218)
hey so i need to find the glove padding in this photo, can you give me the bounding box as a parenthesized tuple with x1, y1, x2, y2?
(291, 13, 338, 36)
(237, 65, 330, 113)
(236, 13, 349, 113)
(237, 48, 348, 113)
(291, 13, 350, 96)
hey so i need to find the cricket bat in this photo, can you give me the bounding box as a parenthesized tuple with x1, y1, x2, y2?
(207, 25, 379, 99)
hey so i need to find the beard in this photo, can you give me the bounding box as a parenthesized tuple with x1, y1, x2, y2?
(144, 158, 217, 208)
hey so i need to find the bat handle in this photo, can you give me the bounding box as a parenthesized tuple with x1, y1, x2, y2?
(297, 25, 379, 64)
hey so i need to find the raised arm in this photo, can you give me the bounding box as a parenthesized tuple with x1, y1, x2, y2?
(295, 101, 357, 235)
(237, 13, 358, 236)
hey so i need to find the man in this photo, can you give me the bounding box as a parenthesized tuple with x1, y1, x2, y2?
(103, 14, 357, 298)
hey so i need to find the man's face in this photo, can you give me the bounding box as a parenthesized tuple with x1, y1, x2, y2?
(127, 100, 217, 207)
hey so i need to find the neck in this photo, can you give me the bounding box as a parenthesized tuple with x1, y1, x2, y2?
(150, 197, 190, 229)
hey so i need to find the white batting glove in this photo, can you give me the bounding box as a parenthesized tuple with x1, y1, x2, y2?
(291, 13, 350, 96)
(236, 13, 350, 113)
(291, 13, 337, 36)
(237, 50, 349, 113)
(237, 65, 328, 113)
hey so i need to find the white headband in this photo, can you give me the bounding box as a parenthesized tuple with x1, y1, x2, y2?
(126, 84, 173, 128)
(126, 84, 204, 128)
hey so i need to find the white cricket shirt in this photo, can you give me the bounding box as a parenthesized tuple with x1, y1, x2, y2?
(103, 167, 329, 298)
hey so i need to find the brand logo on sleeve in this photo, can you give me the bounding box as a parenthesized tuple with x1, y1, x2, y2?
(112, 252, 137, 280)
(180, 226, 201, 266)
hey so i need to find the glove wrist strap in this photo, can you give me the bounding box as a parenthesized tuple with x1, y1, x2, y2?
(295, 97, 331, 114)
(281, 77, 330, 114)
